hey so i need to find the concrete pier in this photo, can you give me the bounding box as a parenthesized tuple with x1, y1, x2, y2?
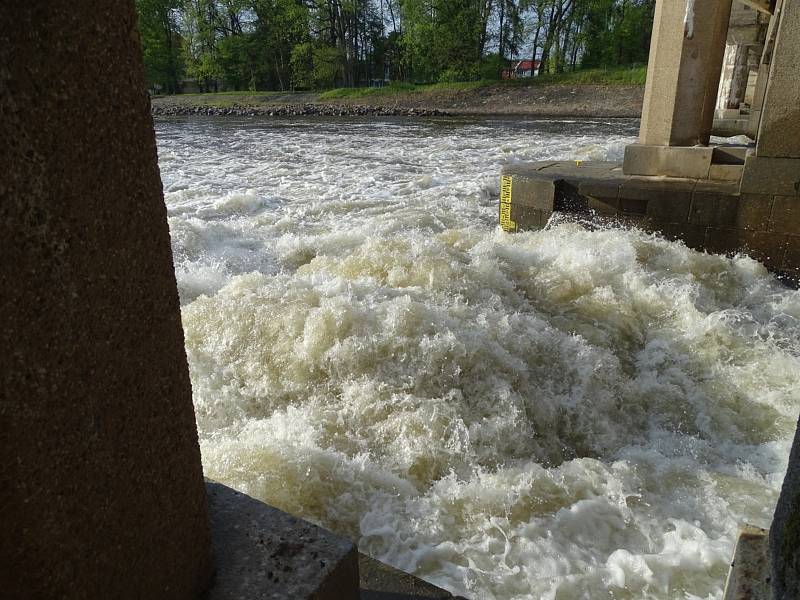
(502, 0, 800, 279)
(1, 2, 461, 599)
(500, 157, 800, 279)
(638, 0, 733, 148)
(1, 3, 214, 597)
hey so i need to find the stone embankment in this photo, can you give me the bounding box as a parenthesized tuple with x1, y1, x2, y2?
(152, 103, 449, 118)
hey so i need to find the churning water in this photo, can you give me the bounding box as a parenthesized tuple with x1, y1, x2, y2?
(156, 117, 800, 600)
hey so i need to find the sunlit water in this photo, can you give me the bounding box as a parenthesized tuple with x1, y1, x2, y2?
(156, 116, 800, 600)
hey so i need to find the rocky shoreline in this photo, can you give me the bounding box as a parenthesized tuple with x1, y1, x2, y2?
(151, 103, 450, 118)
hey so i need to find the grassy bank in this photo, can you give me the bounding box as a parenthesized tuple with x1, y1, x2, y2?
(318, 66, 646, 101)
(152, 69, 645, 118)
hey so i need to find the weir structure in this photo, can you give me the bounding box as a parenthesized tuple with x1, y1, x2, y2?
(500, 0, 800, 282)
(1, 2, 459, 600)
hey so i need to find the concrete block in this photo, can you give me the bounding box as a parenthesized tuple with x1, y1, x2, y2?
(206, 481, 359, 600)
(713, 117, 752, 138)
(614, 214, 654, 232)
(740, 156, 800, 196)
(741, 230, 787, 266)
(694, 179, 742, 196)
(712, 146, 749, 165)
(689, 192, 739, 227)
(577, 178, 622, 202)
(722, 526, 771, 600)
(770, 196, 800, 234)
(737, 194, 774, 230)
(359, 554, 462, 599)
(2, 4, 213, 598)
(618, 177, 694, 222)
(705, 228, 744, 256)
(662, 223, 708, 250)
(644, 193, 693, 223)
(507, 175, 556, 210)
(621, 176, 697, 195)
(539, 161, 620, 178)
(781, 235, 800, 276)
(623, 144, 713, 179)
(619, 197, 649, 216)
(709, 164, 744, 182)
(704, 229, 784, 266)
(509, 204, 545, 230)
(587, 195, 620, 216)
(501, 161, 558, 176)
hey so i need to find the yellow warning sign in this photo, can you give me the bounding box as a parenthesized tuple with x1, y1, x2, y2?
(499, 175, 516, 232)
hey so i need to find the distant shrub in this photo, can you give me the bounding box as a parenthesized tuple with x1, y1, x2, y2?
(438, 66, 478, 83)
(478, 54, 508, 81)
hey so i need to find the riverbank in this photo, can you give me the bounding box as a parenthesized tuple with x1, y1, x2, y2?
(150, 81, 644, 118)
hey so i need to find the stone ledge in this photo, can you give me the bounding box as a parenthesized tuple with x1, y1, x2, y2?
(623, 144, 714, 179)
(359, 554, 464, 600)
(499, 161, 798, 281)
(204, 481, 466, 600)
(722, 526, 771, 600)
(205, 480, 359, 600)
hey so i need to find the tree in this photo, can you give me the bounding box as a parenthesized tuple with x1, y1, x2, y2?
(136, 0, 185, 93)
(135, 0, 656, 91)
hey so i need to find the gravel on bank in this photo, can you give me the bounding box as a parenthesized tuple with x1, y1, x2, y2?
(150, 84, 644, 119)
(151, 103, 448, 117)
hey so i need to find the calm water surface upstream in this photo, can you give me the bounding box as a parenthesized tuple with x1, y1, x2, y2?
(155, 116, 800, 600)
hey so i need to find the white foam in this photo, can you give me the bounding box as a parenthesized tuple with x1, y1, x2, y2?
(156, 117, 800, 600)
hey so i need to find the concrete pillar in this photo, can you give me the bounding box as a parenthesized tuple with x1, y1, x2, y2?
(1, 3, 213, 599)
(754, 0, 800, 158)
(725, 43, 750, 109)
(639, 0, 733, 147)
(747, 1, 781, 139)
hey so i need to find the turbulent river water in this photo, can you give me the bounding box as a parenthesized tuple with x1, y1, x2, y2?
(156, 116, 800, 600)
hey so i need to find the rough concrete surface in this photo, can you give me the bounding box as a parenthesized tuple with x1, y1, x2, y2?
(0, 3, 212, 598)
(206, 481, 359, 599)
(639, 0, 732, 146)
(722, 526, 771, 600)
(499, 161, 800, 279)
(359, 554, 463, 600)
(771, 416, 800, 599)
(756, 0, 800, 159)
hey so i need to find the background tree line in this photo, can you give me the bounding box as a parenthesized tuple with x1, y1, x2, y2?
(136, 0, 655, 93)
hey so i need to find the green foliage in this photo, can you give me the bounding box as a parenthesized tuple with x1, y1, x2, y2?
(135, 0, 184, 93)
(478, 54, 508, 81)
(312, 46, 345, 89)
(534, 65, 647, 84)
(581, 0, 655, 69)
(318, 67, 643, 102)
(135, 0, 654, 94)
(218, 34, 263, 90)
(290, 42, 314, 90)
(318, 81, 418, 100)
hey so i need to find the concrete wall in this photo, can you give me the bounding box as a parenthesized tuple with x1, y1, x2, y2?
(754, 0, 800, 159)
(0, 3, 213, 598)
(501, 162, 800, 280)
(771, 418, 800, 599)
